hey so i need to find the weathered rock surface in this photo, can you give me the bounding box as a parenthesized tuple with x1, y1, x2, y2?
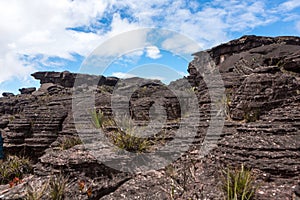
(19, 87, 36, 95)
(188, 35, 300, 199)
(0, 35, 299, 199)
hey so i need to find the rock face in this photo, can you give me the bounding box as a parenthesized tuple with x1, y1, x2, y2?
(0, 35, 299, 199)
(188, 35, 300, 199)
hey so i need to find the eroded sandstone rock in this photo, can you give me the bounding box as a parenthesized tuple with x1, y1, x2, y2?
(0, 35, 299, 199)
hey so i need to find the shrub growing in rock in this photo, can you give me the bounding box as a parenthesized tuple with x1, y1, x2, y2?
(91, 111, 152, 153)
(111, 131, 151, 153)
(111, 116, 152, 153)
(59, 136, 82, 150)
(0, 155, 32, 184)
(91, 109, 105, 128)
(49, 174, 68, 200)
(25, 180, 49, 200)
(221, 164, 257, 200)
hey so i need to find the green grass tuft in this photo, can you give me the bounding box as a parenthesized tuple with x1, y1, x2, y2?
(49, 174, 68, 200)
(0, 155, 32, 184)
(111, 131, 151, 153)
(25, 181, 48, 200)
(222, 164, 257, 200)
(59, 136, 82, 150)
(91, 109, 105, 128)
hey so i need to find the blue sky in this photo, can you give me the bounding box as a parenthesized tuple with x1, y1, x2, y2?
(0, 0, 300, 95)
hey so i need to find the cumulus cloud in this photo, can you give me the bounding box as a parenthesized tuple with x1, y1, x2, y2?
(0, 0, 109, 84)
(0, 53, 35, 83)
(145, 46, 162, 59)
(93, 28, 148, 58)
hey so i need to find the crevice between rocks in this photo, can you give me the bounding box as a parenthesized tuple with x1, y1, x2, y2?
(93, 177, 132, 199)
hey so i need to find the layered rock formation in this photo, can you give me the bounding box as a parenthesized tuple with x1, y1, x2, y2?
(188, 35, 300, 199)
(0, 35, 299, 199)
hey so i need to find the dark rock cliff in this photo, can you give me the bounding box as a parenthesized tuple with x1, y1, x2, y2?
(188, 35, 300, 199)
(0, 35, 299, 199)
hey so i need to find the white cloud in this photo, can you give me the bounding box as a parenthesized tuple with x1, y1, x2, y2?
(111, 72, 136, 79)
(278, 0, 300, 11)
(108, 0, 280, 48)
(0, 0, 108, 84)
(112, 72, 165, 81)
(211, 1, 276, 32)
(162, 34, 202, 55)
(145, 46, 162, 59)
(0, 53, 35, 84)
(93, 28, 148, 58)
(113, 50, 144, 67)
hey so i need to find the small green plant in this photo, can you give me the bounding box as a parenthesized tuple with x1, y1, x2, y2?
(111, 131, 151, 153)
(9, 115, 15, 122)
(97, 85, 113, 93)
(25, 181, 49, 200)
(108, 116, 151, 153)
(140, 86, 148, 94)
(102, 118, 117, 127)
(91, 109, 105, 128)
(59, 136, 82, 150)
(221, 164, 257, 200)
(0, 155, 32, 184)
(49, 174, 68, 200)
(184, 86, 197, 95)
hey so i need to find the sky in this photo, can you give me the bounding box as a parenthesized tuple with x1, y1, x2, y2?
(0, 0, 300, 95)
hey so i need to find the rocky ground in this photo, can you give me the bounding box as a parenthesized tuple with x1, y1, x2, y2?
(0, 35, 299, 199)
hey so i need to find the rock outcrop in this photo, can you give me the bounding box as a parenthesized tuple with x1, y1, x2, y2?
(0, 35, 299, 199)
(31, 71, 119, 88)
(19, 87, 36, 95)
(188, 35, 300, 199)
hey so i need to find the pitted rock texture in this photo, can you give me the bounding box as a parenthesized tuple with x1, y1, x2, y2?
(188, 35, 300, 199)
(0, 35, 299, 199)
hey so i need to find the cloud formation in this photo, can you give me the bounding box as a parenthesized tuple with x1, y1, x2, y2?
(111, 72, 165, 81)
(145, 46, 162, 59)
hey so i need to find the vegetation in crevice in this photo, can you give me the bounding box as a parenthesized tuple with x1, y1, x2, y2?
(59, 136, 82, 150)
(91, 110, 157, 153)
(0, 155, 33, 184)
(25, 180, 49, 200)
(221, 164, 258, 200)
(49, 174, 68, 200)
(243, 109, 260, 123)
(91, 109, 105, 129)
